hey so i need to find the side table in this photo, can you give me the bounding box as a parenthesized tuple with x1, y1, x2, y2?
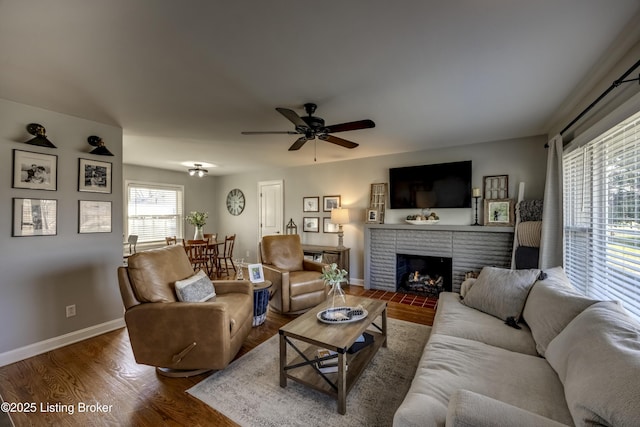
(251, 280, 272, 326)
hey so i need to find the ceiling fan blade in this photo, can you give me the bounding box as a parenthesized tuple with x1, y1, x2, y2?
(276, 108, 309, 129)
(288, 136, 309, 151)
(241, 131, 299, 135)
(324, 119, 375, 133)
(318, 134, 359, 149)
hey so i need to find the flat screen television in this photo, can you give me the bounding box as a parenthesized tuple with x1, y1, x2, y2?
(389, 160, 472, 209)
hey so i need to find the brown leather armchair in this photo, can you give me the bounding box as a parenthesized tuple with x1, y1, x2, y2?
(259, 234, 328, 314)
(117, 245, 253, 377)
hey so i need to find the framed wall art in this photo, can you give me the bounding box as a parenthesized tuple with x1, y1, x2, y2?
(303, 217, 319, 232)
(12, 198, 57, 236)
(483, 175, 508, 200)
(484, 199, 515, 226)
(303, 196, 319, 212)
(79, 200, 112, 233)
(12, 149, 57, 191)
(323, 195, 341, 211)
(79, 158, 112, 193)
(323, 217, 339, 233)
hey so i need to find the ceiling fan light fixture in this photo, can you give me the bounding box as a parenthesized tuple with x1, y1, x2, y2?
(188, 163, 208, 177)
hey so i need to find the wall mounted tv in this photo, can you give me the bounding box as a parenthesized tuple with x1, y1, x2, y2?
(389, 160, 472, 209)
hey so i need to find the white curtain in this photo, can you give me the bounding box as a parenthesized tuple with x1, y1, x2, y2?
(539, 134, 564, 269)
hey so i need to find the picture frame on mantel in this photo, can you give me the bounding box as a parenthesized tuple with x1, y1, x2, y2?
(484, 199, 514, 226)
(483, 175, 508, 199)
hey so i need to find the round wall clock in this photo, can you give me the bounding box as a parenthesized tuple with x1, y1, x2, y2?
(226, 188, 245, 216)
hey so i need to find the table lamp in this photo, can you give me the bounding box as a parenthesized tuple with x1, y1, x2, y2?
(330, 207, 350, 248)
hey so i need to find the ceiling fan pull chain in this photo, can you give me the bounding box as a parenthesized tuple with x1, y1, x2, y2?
(314, 140, 317, 162)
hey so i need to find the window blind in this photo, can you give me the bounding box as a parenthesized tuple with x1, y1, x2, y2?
(563, 110, 640, 322)
(126, 181, 184, 243)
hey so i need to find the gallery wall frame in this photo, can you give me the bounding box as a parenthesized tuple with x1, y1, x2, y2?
(12, 198, 58, 236)
(12, 149, 58, 191)
(79, 158, 112, 193)
(303, 196, 319, 212)
(303, 217, 319, 232)
(78, 200, 112, 233)
(323, 195, 341, 211)
(484, 198, 515, 226)
(323, 217, 339, 233)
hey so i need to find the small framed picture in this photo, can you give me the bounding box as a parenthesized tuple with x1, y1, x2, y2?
(303, 196, 319, 212)
(247, 263, 264, 283)
(323, 195, 341, 211)
(484, 199, 515, 226)
(12, 149, 57, 191)
(366, 209, 380, 224)
(79, 158, 112, 193)
(12, 198, 57, 236)
(323, 217, 339, 233)
(303, 217, 319, 232)
(79, 200, 112, 233)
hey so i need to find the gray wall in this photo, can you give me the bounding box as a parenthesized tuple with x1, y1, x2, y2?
(215, 135, 548, 283)
(0, 98, 124, 356)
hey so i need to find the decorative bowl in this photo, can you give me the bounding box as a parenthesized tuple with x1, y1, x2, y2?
(405, 219, 440, 225)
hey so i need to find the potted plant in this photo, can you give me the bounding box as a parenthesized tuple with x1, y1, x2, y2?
(186, 211, 208, 240)
(321, 263, 348, 310)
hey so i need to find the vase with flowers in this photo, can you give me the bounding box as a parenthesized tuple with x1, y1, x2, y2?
(186, 211, 208, 240)
(321, 263, 348, 311)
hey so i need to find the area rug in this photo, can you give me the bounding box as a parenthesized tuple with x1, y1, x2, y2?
(188, 318, 431, 427)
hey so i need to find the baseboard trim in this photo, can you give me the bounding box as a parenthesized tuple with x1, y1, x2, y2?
(349, 278, 364, 286)
(0, 318, 126, 367)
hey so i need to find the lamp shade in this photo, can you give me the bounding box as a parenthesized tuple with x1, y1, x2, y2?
(330, 207, 350, 225)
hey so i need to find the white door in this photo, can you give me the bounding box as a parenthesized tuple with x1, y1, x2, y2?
(258, 180, 284, 240)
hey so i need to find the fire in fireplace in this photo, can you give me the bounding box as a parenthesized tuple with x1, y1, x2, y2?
(396, 254, 452, 297)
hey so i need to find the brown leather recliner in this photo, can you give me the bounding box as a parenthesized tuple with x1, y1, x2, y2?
(259, 234, 328, 314)
(117, 245, 253, 377)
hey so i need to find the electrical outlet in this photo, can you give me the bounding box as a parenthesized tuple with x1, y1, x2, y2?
(66, 304, 76, 318)
(246, 250, 250, 258)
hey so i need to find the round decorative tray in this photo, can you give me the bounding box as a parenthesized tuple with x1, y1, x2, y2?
(405, 219, 440, 225)
(317, 306, 368, 324)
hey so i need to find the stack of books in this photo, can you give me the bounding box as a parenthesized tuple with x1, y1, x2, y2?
(315, 349, 344, 373)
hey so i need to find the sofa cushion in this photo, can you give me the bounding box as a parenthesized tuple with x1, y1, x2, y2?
(432, 292, 538, 356)
(462, 266, 540, 322)
(522, 266, 597, 356)
(393, 334, 573, 427)
(546, 301, 640, 427)
(174, 270, 216, 302)
(127, 245, 194, 303)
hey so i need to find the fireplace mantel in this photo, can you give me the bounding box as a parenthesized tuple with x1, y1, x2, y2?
(364, 224, 514, 293)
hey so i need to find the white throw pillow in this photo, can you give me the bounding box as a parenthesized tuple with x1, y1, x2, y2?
(174, 270, 216, 302)
(462, 266, 540, 322)
(546, 301, 640, 426)
(522, 266, 597, 356)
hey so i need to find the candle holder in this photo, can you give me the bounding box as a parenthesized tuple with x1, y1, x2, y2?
(472, 196, 481, 225)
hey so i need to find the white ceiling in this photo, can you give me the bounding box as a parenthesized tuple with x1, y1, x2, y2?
(1, 1, 639, 175)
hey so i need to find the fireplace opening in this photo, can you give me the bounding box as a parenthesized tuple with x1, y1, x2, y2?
(396, 254, 452, 297)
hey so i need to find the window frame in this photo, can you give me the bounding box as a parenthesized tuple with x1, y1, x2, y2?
(125, 180, 184, 245)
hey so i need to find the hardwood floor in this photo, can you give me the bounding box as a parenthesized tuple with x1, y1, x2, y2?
(0, 285, 434, 426)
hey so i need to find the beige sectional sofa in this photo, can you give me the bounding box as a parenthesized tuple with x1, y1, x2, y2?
(393, 266, 640, 427)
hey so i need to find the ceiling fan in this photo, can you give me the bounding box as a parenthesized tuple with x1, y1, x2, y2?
(241, 103, 375, 151)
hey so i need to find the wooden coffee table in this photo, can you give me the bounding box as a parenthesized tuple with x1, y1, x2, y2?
(278, 295, 387, 414)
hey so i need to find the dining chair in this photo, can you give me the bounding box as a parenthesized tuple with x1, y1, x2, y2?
(185, 239, 212, 277)
(165, 236, 177, 245)
(126, 235, 138, 254)
(217, 234, 236, 278)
